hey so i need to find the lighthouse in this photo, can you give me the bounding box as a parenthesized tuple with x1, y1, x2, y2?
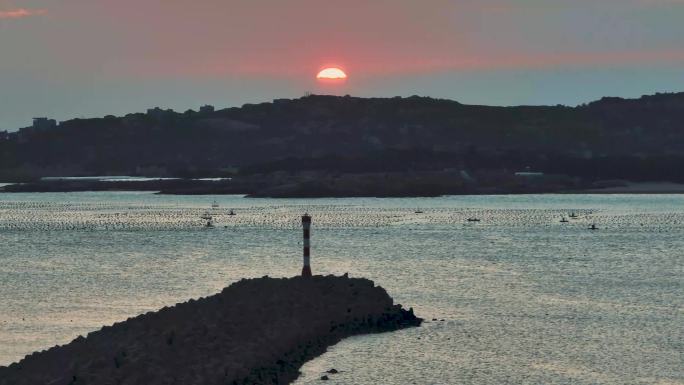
(301, 214, 312, 277)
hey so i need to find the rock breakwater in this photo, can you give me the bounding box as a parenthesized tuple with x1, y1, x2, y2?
(0, 275, 421, 385)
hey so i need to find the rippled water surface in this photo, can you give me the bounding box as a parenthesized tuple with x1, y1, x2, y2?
(0, 192, 682, 384)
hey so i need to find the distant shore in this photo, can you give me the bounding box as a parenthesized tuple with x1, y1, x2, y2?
(2, 177, 684, 197)
(578, 182, 684, 194)
(0, 275, 421, 385)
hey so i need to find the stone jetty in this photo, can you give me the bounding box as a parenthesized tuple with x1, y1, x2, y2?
(0, 275, 421, 385)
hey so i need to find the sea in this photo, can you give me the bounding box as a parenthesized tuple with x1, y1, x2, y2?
(0, 192, 682, 384)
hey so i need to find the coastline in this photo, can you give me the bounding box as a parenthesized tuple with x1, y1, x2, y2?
(0, 275, 421, 385)
(577, 182, 684, 194)
(3, 179, 684, 197)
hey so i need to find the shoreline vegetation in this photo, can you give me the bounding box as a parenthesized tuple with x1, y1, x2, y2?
(0, 275, 421, 385)
(2, 177, 684, 197)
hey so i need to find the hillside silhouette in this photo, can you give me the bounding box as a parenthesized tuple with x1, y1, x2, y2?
(1, 92, 683, 194)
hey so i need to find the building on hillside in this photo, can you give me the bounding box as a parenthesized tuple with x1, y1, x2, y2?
(32, 117, 57, 131)
(199, 105, 215, 113)
(146, 107, 176, 121)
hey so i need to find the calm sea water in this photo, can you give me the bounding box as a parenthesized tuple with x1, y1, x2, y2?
(0, 192, 682, 384)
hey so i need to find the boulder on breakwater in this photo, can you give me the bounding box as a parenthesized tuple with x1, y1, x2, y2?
(0, 275, 421, 385)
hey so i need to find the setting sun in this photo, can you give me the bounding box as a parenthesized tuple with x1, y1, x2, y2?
(316, 67, 347, 80)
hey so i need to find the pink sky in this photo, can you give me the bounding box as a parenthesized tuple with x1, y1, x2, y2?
(1, 0, 683, 128)
(0, 8, 45, 19)
(4, 0, 683, 77)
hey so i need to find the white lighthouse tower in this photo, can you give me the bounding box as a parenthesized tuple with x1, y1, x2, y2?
(301, 214, 312, 277)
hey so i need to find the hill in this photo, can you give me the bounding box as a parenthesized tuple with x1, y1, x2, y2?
(1, 92, 683, 193)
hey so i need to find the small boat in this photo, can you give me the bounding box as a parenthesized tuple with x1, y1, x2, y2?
(467, 218, 481, 222)
(211, 200, 219, 209)
(588, 223, 598, 230)
(201, 211, 213, 220)
(560, 217, 569, 223)
(227, 209, 236, 216)
(414, 210, 424, 214)
(569, 212, 578, 218)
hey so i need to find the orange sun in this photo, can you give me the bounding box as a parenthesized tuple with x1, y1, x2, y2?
(317, 67, 347, 81)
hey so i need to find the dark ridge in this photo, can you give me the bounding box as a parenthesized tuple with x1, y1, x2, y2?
(1, 92, 684, 185)
(0, 275, 421, 385)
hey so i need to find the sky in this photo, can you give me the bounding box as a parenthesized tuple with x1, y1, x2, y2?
(1, 0, 683, 130)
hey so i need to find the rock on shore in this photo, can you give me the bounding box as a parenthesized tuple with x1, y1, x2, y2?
(0, 275, 421, 385)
